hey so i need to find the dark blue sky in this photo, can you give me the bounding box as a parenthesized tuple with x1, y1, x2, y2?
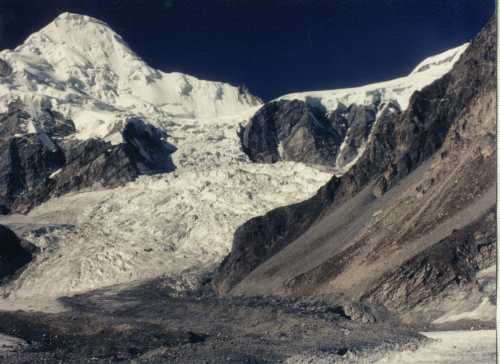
(0, 0, 494, 100)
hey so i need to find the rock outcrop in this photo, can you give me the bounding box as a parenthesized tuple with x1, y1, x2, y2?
(240, 100, 341, 166)
(0, 59, 12, 78)
(362, 208, 496, 321)
(239, 98, 402, 169)
(333, 101, 401, 169)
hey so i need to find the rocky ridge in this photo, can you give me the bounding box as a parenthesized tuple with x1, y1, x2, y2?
(238, 43, 467, 171)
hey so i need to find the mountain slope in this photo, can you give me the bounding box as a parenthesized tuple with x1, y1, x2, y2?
(0, 12, 491, 310)
(214, 16, 496, 324)
(239, 44, 467, 171)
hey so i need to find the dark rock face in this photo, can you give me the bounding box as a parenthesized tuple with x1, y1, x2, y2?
(0, 104, 176, 213)
(214, 16, 496, 302)
(213, 102, 402, 295)
(334, 102, 401, 169)
(333, 104, 376, 167)
(240, 100, 341, 166)
(36, 109, 77, 138)
(0, 103, 32, 140)
(0, 225, 37, 281)
(0, 59, 12, 78)
(122, 118, 176, 174)
(327, 103, 350, 141)
(237, 85, 264, 106)
(0, 134, 65, 212)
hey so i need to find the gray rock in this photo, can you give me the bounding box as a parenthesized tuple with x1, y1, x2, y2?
(334, 103, 377, 168)
(122, 118, 176, 174)
(0, 59, 12, 78)
(240, 97, 401, 170)
(479, 133, 495, 157)
(240, 99, 341, 166)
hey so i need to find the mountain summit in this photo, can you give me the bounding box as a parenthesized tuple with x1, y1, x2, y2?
(0, 12, 262, 142)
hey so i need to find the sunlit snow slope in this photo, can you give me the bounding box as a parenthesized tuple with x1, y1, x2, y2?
(0, 105, 332, 299)
(278, 43, 468, 111)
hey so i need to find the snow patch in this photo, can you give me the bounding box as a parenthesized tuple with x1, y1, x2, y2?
(286, 330, 496, 364)
(373, 330, 496, 364)
(49, 168, 62, 179)
(277, 43, 468, 112)
(0, 334, 27, 355)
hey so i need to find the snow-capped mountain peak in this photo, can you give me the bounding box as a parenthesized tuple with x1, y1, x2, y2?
(20, 12, 139, 69)
(410, 43, 468, 75)
(0, 12, 262, 142)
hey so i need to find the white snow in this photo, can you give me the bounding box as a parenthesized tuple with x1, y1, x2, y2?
(273, 44, 468, 173)
(49, 168, 62, 179)
(373, 330, 496, 364)
(433, 265, 496, 324)
(286, 330, 496, 364)
(277, 43, 468, 112)
(0, 12, 330, 301)
(433, 298, 496, 323)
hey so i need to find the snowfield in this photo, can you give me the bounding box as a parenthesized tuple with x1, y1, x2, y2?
(0, 13, 328, 300)
(432, 265, 497, 324)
